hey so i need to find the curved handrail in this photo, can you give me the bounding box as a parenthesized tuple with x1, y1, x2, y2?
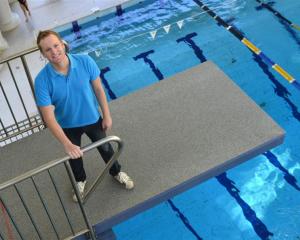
(0, 135, 124, 192)
(83, 136, 124, 203)
(0, 135, 123, 240)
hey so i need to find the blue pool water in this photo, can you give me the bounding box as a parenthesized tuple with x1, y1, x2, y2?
(60, 0, 300, 239)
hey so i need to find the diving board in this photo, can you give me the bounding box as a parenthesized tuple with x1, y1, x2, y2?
(0, 61, 284, 239)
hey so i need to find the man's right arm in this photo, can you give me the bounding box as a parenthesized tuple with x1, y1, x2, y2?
(40, 106, 83, 159)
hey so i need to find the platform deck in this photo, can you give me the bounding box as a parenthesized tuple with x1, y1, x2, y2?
(0, 61, 284, 240)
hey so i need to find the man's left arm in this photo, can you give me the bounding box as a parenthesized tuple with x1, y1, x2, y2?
(92, 77, 112, 131)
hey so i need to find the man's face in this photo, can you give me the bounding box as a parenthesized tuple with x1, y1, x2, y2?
(39, 34, 66, 64)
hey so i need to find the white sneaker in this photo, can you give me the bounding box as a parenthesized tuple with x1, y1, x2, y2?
(114, 172, 134, 189)
(72, 180, 86, 202)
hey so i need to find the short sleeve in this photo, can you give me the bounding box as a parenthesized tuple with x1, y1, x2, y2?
(85, 55, 100, 81)
(34, 74, 52, 107)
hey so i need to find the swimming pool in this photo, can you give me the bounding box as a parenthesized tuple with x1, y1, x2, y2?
(59, 0, 300, 239)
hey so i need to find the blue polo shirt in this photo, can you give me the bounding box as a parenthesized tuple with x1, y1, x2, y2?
(34, 54, 101, 128)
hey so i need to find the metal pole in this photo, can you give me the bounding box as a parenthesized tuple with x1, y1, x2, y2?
(31, 177, 60, 239)
(83, 140, 123, 202)
(64, 162, 97, 240)
(7, 61, 32, 127)
(20, 56, 45, 124)
(0, 118, 8, 137)
(48, 170, 76, 235)
(14, 185, 43, 239)
(0, 80, 20, 132)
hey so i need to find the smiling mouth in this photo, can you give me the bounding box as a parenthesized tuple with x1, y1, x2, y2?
(52, 54, 61, 59)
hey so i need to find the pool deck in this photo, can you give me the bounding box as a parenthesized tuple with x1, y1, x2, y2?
(1, 0, 134, 62)
(0, 61, 285, 239)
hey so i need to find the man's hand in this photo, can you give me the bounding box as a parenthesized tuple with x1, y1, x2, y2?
(102, 116, 112, 131)
(40, 106, 83, 159)
(64, 143, 83, 159)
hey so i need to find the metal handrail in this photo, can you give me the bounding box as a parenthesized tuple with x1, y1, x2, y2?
(0, 47, 45, 146)
(0, 135, 124, 240)
(0, 135, 123, 193)
(0, 47, 39, 65)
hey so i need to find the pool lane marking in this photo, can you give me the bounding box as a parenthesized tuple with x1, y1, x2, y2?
(216, 173, 274, 239)
(176, 32, 207, 63)
(255, 0, 300, 31)
(252, 53, 300, 123)
(167, 199, 203, 240)
(192, 0, 300, 91)
(100, 67, 117, 100)
(133, 50, 164, 81)
(263, 151, 300, 191)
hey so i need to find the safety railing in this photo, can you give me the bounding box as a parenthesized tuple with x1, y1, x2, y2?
(0, 136, 124, 240)
(0, 47, 44, 147)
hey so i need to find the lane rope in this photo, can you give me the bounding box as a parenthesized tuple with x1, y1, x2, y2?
(256, 0, 300, 31)
(192, 0, 300, 90)
(84, 0, 238, 54)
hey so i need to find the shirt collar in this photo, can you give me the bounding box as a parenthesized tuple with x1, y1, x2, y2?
(47, 53, 77, 77)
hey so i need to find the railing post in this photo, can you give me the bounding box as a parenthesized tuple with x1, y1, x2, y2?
(83, 139, 124, 203)
(0, 79, 20, 132)
(64, 161, 97, 240)
(14, 185, 43, 239)
(0, 118, 8, 137)
(47, 170, 76, 235)
(7, 61, 32, 127)
(20, 55, 45, 124)
(31, 176, 60, 239)
(20, 55, 35, 98)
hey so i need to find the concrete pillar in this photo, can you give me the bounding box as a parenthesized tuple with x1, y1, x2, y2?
(0, 0, 20, 32)
(0, 31, 8, 52)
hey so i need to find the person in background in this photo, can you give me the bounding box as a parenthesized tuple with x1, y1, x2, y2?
(34, 30, 134, 202)
(18, 0, 31, 22)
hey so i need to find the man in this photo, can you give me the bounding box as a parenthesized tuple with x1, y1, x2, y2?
(34, 30, 134, 202)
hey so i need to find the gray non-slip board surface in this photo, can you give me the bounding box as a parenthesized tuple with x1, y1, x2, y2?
(0, 61, 284, 239)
